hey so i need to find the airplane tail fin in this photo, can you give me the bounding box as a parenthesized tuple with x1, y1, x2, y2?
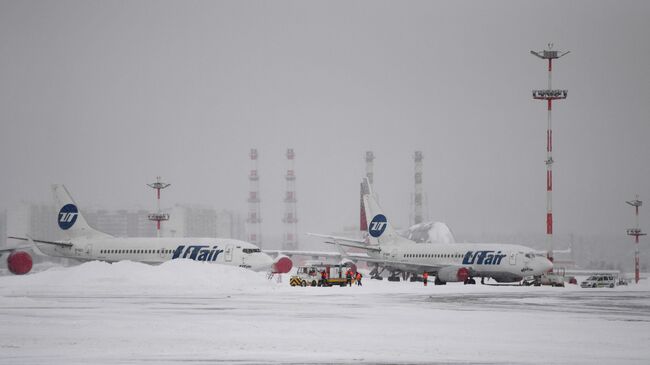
(361, 178, 406, 246)
(360, 182, 368, 232)
(52, 185, 112, 240)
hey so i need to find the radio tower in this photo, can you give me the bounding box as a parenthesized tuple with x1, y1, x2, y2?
(361, 151, 375, 232)
(147, 176, 170, 238)
(247, 148, 262, 247)
(282, 148, 298, 250)
(414, 150, 424, 225)
(626, 195, 646, 284)
(531, 43, 569, 262)
(365, 151, 375, 186)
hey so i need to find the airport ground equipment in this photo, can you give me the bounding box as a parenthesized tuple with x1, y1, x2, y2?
(539, 268, 565, 287)
(289, 263, 350, 287)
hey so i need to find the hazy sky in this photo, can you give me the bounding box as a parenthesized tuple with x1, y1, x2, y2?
(1, 1, 649, 244)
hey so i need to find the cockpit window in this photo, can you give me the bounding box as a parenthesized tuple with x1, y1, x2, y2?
(243, 248, 261, 254)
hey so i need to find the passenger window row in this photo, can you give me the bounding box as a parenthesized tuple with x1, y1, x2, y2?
(403, 253, 462, 259)
(100, 249, 174, 254)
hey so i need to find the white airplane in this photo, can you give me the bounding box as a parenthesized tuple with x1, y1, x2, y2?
(7, 185, 292, 274)
(309, 179, 553, 285)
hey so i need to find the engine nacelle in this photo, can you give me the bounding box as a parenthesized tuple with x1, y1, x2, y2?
(272, 255, 293, 274)
(436, 266, 470, 283)
(7, 251, 33, 275)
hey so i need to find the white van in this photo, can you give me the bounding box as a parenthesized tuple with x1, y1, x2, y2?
(580, 274, 617, 288)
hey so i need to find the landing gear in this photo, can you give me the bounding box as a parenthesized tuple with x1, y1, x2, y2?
(434, 276, 446, 285)
(370, 264, 385, 280)
(464, 278, 476, 285)
(409, 275, 423, 282)
(387, 271, 401, 282)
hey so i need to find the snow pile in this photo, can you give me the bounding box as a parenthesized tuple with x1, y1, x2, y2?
(0, 260, 279, 296)
(428, 221, 456, 243)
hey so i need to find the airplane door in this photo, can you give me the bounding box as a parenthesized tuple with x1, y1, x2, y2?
(225, 244, 233, 262)
(509, 253, 516, 265)
(391, 249, 397, 260)
(85, 244, 93, 257)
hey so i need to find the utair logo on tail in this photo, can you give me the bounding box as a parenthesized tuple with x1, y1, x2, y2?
(58, 204, 79, 230)
(368, 214, 387, 237)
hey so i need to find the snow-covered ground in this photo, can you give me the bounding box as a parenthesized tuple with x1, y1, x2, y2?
(1, 261, 649, 364)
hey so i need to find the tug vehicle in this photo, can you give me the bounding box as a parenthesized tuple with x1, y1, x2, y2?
(290, 263, 350, 287)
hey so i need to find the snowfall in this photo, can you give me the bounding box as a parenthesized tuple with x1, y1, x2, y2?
(1, 261, 649, 364)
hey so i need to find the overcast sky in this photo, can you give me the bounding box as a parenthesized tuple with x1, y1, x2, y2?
(1, 1, 649, 244)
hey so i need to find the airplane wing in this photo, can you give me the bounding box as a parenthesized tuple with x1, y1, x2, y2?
(308, 233, 381, 253)
(8, 236, 73, 248)
(306, 233, 367, 245)
(0, 245, 32, 253)
(359, 255, 444, 271)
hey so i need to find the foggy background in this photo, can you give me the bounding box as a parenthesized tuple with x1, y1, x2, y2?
(1, 1, 649, 267)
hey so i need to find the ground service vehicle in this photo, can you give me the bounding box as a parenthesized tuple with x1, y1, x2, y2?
(580, 274, 617, 288)
(290, 264, 350, 287)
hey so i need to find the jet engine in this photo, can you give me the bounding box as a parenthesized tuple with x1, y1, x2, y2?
(7, 251, 33, 275)
(436, 266, 470, 283)
(272, 255, 293, 274)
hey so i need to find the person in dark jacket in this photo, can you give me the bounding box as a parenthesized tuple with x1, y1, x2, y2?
(345, 268, 353, 287)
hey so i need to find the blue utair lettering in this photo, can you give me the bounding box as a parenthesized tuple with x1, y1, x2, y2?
(462, 251, 506, 266)
(171, 245, 224, 262)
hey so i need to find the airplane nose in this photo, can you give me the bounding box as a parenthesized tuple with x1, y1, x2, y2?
(250, 254, 274, 272)
(260, 254, 274, 271)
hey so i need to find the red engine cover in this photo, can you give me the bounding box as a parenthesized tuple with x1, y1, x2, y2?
(457, 267, 470, 282)
(7, 251, 33, 275)
(272, 256, 293, 274)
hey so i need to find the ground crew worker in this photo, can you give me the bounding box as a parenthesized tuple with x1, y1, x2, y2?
(356, 271, 362, 286)
(423, 272, 429, 286)
(345, 268, 353, 287)
(320, 270, 328, 286)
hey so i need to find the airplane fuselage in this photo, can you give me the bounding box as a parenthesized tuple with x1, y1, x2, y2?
(36, 237, 274, 272)
(369, 242, 552, 282)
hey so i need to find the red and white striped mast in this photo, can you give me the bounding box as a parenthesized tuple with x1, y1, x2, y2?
(282, 148, 298, 250)
(247, 148, 262, 247)
(626, 196, 645, 284)
(413, 150, 424, 225)
(147, 176, 170, 238)
(531, 44, 569, 262)
(361, 151, 375, 232)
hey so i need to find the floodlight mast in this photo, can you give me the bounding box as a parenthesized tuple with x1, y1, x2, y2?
(626, 196, 646, 284)
(147, 176, 171, 237)
(531, 43, 569, 262)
